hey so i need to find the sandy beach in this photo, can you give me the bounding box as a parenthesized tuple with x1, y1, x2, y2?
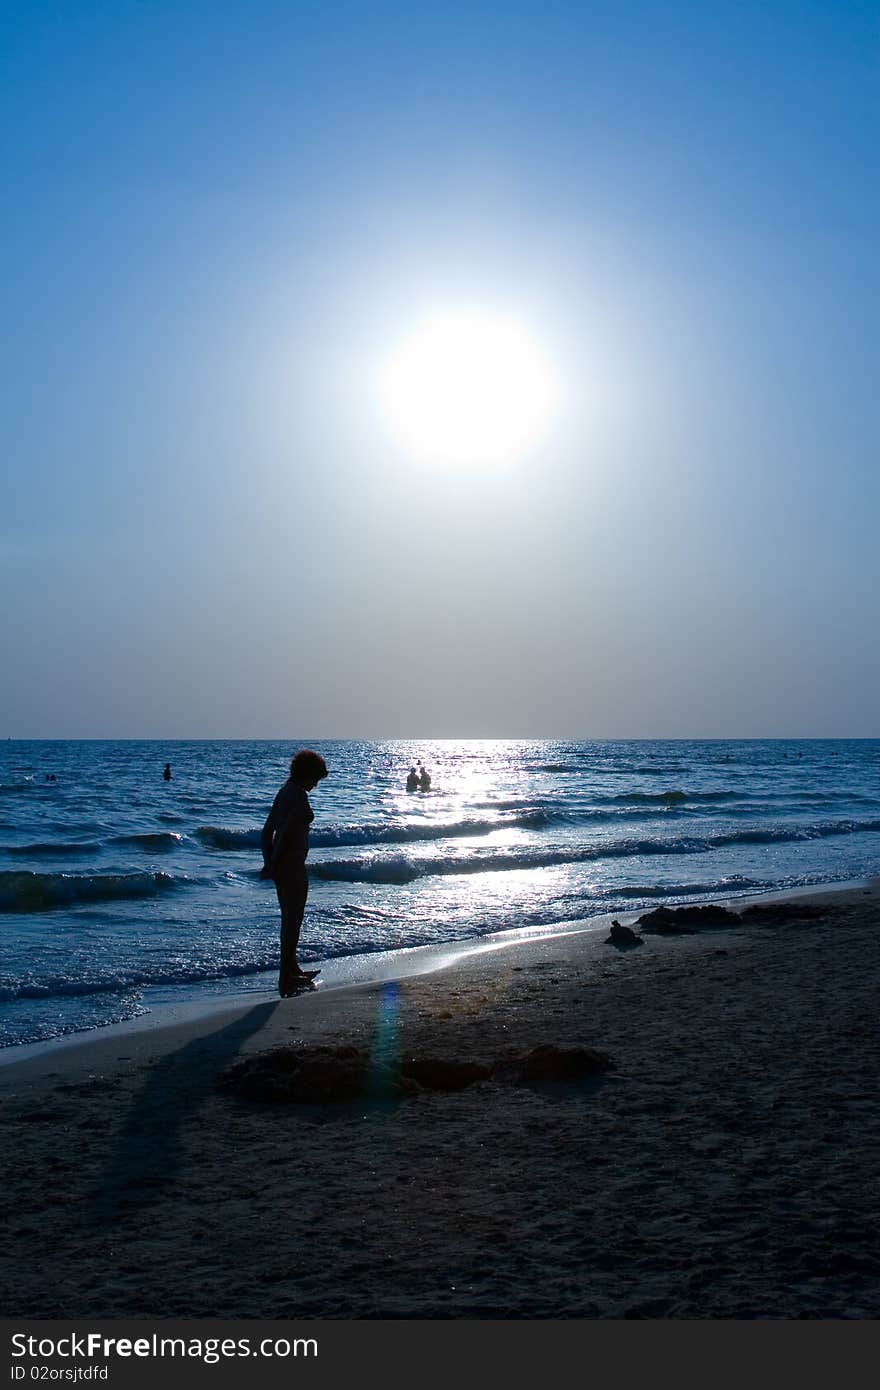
(2, 882, 879, 1320)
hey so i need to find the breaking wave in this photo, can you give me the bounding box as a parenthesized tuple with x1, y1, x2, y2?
(0, 870, 179, 913)
(0, 956, 278, 1004)
(197, 811, 548, 852)
(111, 832, 184, 851)
(196, 826, 262, 850)
(314, 811, 548, 846)
(309, 818, 880, 886)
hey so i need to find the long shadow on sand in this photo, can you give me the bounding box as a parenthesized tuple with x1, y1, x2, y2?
(86, 1000, 278, 1226)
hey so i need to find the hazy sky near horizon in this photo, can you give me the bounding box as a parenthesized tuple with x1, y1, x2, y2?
(2, 0, 877, 738)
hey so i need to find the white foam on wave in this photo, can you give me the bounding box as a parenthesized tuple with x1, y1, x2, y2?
(309, 817, 880, 885)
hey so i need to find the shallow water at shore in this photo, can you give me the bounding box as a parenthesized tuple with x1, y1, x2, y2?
(2, 738, 878, 1045)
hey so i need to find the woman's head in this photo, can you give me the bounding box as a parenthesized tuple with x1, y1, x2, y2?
(290, 748, 329, 789)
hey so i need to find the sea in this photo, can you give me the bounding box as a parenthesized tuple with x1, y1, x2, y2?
(1, 739, 878, 1048)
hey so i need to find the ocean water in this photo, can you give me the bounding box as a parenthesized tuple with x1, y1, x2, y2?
(1, 739, 878, 1047)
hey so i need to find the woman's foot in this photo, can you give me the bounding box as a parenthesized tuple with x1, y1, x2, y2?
(279, 967, 318, 997)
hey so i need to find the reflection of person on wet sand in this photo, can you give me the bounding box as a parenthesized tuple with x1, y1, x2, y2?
(259, 749, 328, 997)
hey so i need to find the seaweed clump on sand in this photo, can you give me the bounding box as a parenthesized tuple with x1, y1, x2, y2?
(739, 901, 822, 924)
(499, 1044, 614, 1083)
(220, 1045, 494, 1104)
(636, 901, 823, 935)
(221, 1045, 405, 1103)
(220, 1042, 612, 1104)
(636, 904, 740, 934)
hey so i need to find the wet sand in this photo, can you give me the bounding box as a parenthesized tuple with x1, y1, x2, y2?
(1, 883, 879, 1318)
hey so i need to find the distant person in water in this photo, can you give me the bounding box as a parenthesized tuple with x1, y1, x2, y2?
(260, 748, 329, 997)
(406, 766, 419, 792)
(163, 763, 172, 781)
(418, 764, 431, 792)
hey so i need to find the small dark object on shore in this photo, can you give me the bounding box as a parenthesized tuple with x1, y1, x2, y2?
(740, 902, 822, 923)
(221, 1041, 613, 1103)
(403, 1057, 492, 1091)
(506, 1044, 613, 1083)
(637, 901, 824, 934)
(221, 1045, 407, 1103)
(606, 920, 644, 947)
(221, 1045, 493, 1103)
(636, 904, 740, 934)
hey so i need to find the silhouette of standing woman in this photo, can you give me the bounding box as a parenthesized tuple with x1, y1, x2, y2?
(163, 763, 172, 781)
(260, 748, 329, 996)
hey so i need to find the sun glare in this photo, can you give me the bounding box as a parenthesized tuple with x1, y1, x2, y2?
(379, 309, 559, 466)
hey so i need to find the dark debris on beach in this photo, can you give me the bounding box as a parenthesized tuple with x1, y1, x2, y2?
(635, 901, 824, 934)
(220, 1042, 614, 1105)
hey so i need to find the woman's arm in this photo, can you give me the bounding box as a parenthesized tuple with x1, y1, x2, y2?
(260, 797, 280, 876)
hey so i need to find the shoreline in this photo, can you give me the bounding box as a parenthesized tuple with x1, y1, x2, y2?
(1, 873, 875, 1079)
(3, 872, 873, 1078)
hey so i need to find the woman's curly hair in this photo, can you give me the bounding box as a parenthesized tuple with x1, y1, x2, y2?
(290, 749, 329, 782)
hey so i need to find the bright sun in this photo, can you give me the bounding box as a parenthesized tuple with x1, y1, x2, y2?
(379, 309, 559, 465)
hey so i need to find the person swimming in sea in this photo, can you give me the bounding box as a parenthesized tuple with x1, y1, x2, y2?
(406, 766, 419, 792)
(418, 763, 431, 792)
(163, 763, 172, 781)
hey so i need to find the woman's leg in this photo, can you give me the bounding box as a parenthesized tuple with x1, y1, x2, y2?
(276, 869, 309, 995)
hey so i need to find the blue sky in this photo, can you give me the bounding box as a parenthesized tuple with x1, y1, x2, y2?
(2, 0, 877, 736)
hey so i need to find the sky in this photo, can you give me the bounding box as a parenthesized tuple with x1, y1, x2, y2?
(2, 0, 877, 738)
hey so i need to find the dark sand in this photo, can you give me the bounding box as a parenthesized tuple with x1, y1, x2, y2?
(1, 884, 879, 1319)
